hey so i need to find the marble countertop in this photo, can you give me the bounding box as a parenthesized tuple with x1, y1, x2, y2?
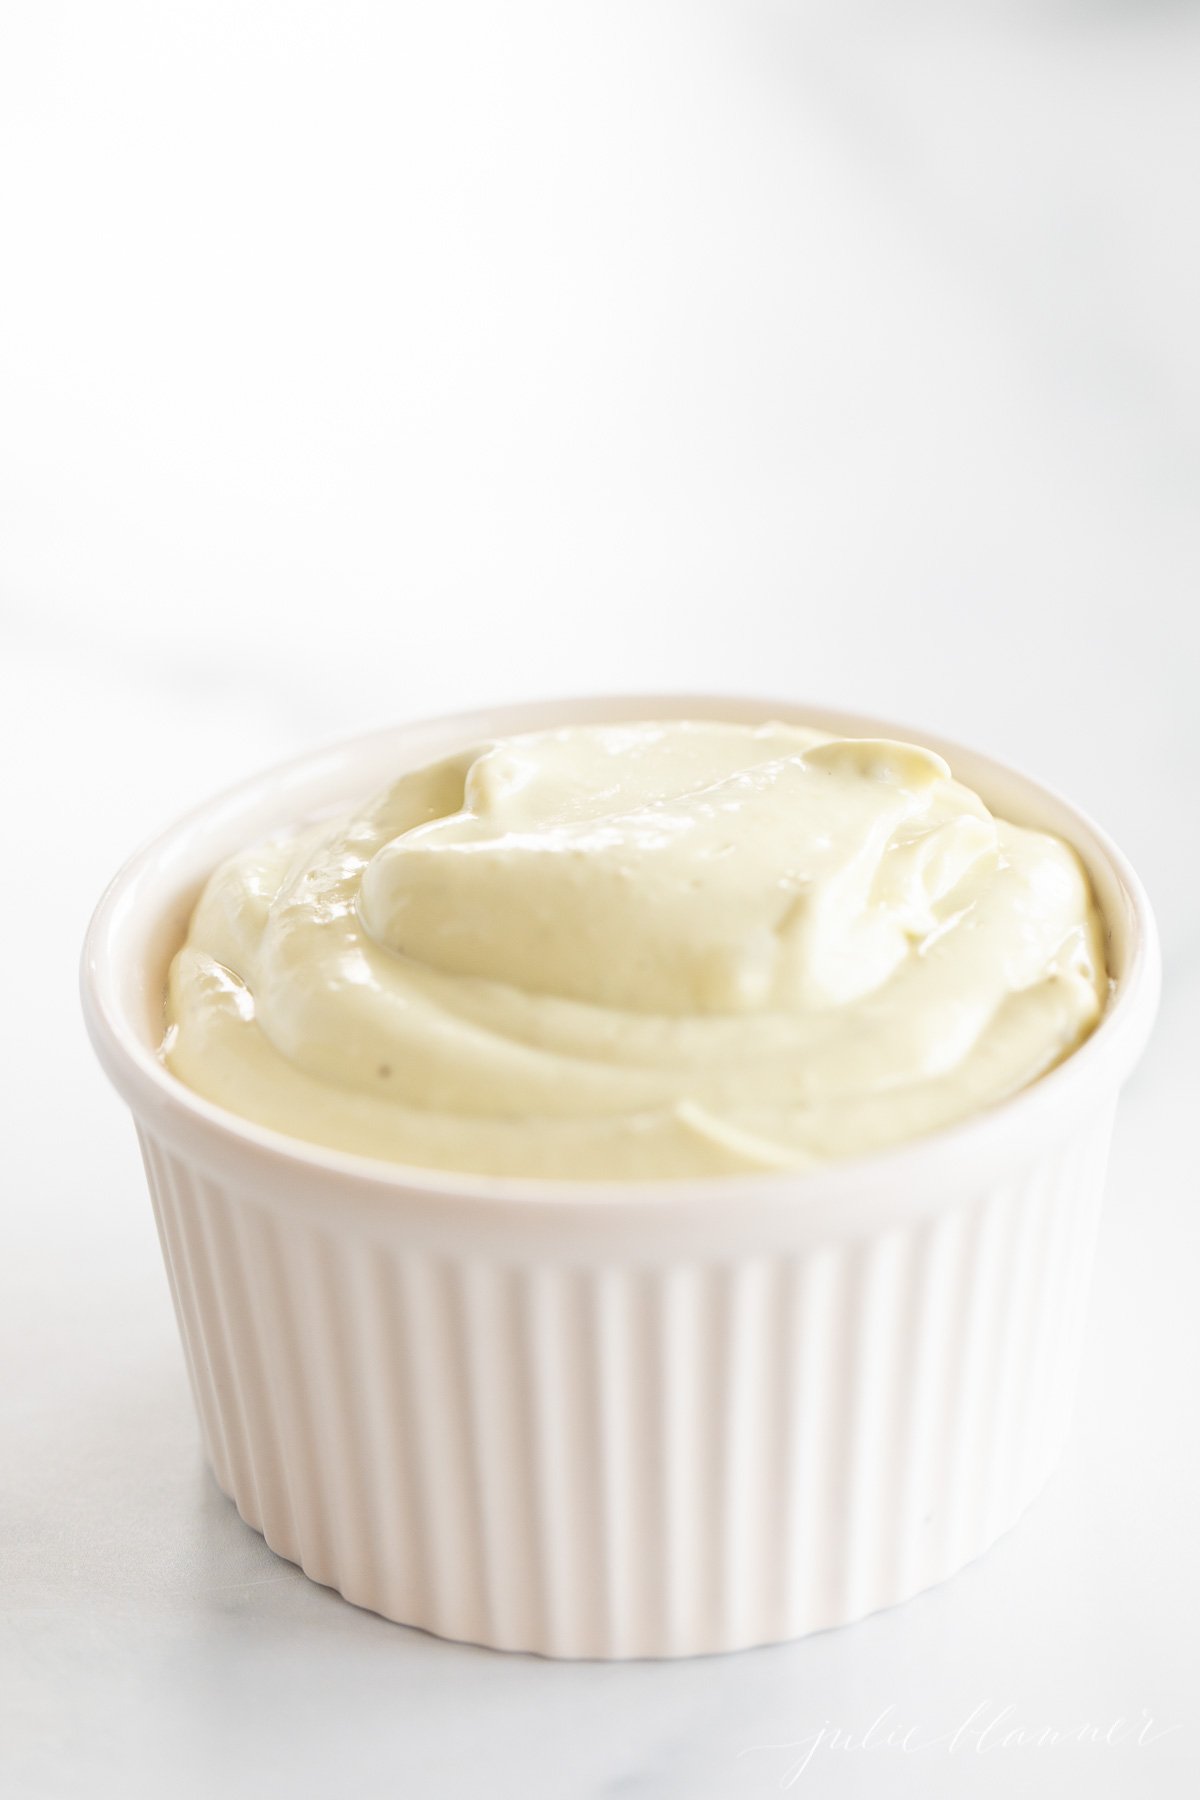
(2, 4, 1197, 1795)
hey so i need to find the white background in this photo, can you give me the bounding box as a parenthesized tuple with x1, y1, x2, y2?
(2, 3, 1197, 1796)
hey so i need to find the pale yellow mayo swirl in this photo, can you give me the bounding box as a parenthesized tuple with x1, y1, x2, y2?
(162, 721, 1109, 1178)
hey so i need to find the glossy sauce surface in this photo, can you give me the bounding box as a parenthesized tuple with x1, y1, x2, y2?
(163, 721, 1108, 1177)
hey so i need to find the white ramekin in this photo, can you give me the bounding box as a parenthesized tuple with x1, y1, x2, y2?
(81, 695, 1160, 1659)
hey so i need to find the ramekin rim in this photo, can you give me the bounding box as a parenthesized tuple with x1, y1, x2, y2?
(80, 690, 1162, 1210)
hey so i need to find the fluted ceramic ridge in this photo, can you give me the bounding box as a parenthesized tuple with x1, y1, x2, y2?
(137, 1107, 1114, 1658)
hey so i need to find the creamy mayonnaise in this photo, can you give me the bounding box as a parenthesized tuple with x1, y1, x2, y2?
(163, 720, 1109, 1178)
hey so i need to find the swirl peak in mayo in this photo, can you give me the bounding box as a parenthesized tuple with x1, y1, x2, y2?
(163, 720, 1108, 1178)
